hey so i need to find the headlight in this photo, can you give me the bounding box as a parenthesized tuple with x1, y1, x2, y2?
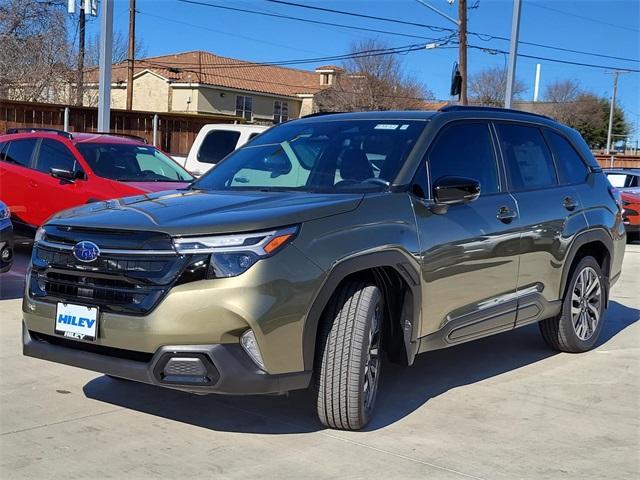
(34, 226, 46, 243)
(0, 206, 9, 221)
(174, 226, 298, 278)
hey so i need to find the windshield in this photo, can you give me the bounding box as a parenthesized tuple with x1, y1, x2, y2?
(76, 143, 193, 182)
(192, 119, 426, 193)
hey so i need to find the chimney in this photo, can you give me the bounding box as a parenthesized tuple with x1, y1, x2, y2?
(315, 66, 343, 86)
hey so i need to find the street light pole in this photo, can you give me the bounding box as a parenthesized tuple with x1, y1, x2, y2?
(97, 0, 114, 131)
(504, 0, 521, 109)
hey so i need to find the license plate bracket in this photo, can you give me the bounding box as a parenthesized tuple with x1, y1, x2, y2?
(55, 302, 99, 342)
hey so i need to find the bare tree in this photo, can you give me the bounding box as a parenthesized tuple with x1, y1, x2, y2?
(469, 66, 526, 106)
(543, 79, 581, 103)
(83, 31, 147, 67)
(0, 0, 72, 102)
(314, 39, 433, 112)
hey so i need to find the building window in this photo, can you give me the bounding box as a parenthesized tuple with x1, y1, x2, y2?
(274, 101, 289, 124)
(320, 73, 330, 85)
(236, 95, 253, 121)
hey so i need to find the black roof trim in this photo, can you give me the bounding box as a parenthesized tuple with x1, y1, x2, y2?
(439, 105, 553, 121)
(6, 128, 73, 139)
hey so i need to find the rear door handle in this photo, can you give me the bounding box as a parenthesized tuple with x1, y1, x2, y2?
(563, 196, 578, 211)
(497, 206, 517, 223)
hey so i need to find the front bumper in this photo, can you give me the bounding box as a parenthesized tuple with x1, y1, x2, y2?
(23, 324, 311, 395)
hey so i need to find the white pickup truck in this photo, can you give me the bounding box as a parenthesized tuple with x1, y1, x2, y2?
(174, 124, 268, 176)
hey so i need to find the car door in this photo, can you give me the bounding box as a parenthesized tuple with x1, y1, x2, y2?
(0, 138, 39, 228)
(412, 121, 521, 341)
(31, 138, 88, 225)
(495, 122, 587, 326)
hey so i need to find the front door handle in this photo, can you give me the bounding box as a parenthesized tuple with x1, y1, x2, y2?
(563, 196, 578, 211)
(497, 206, 517, 223)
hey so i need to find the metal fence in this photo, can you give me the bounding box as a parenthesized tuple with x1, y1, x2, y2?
(0, 100, 241, 155)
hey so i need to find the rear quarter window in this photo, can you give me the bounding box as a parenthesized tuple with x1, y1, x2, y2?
(544, 130, 589, 184)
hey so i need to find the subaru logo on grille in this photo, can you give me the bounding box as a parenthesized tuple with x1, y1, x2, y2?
(72, 241, 100, 262)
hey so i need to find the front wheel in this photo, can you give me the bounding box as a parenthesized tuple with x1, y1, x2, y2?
(315, 281, 383, 430)
(539, 256, 605, 353)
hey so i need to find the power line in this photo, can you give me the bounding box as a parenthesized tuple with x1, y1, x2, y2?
(137, 10, 325, 55)
(175, 0, 449, 42)
(265, 0, 639, 63)
(135, 59, 438, 102)
(137, 43, 454, 72)
(527, 2, 640, 34)
(470, 45, 640, 73)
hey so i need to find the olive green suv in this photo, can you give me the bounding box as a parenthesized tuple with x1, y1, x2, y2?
(23, 107, 626, 430)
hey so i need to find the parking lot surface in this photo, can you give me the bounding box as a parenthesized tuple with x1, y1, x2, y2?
(1, 244, 638, 479)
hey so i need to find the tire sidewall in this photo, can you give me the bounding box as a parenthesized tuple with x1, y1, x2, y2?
(357, 287, 383, 425)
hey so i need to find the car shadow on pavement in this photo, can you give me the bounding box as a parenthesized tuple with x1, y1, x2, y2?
(83, 300, 638, 434)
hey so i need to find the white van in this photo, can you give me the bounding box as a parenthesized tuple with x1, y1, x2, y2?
(179, 124, 268, 176)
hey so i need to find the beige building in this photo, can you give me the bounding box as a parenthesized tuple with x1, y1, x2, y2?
(82, 51, 342, 124)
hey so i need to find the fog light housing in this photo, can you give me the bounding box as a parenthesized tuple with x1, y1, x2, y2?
(0, 246, 11, 262)
(241, 329, 265, 370)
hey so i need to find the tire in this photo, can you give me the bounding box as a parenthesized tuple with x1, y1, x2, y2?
(315, 281, 383, 430)
(539, 256, 605, 353)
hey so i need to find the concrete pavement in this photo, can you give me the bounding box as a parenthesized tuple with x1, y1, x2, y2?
(1, 245, 638, 479)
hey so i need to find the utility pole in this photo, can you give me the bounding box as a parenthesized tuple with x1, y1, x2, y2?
(126, 0, 136, 110)
(75, 4, 86, 106)
(504, 0, 522, 109)
(533, 63, 541, 102)
(97, 0, 114, 132)
(458, 0, 468, 105)
(414, 1, 465, 103)
(606, 71, 620, 155)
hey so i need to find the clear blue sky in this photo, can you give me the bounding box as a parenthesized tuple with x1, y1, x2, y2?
(86, 0, 640, 142)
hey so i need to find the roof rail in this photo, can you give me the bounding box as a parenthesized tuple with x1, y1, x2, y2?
(439, 105, 553, 121)
(302, 111, 345, 118)
(6, 127, 73, 139)
(91, 132, 148, 143)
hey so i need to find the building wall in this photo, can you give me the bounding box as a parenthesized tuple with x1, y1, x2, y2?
(197, 86, 301, 123)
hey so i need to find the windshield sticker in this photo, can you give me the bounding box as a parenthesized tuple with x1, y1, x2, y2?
(374, 124, 399, 130)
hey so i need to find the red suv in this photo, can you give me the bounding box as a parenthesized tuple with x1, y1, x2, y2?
(0, 129, 193, 234)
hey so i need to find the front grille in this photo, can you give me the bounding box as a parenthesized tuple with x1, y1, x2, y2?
(30, 237, 189, 315)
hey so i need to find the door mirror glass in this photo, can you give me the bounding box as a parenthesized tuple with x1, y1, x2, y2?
(50, 168, 84, 181)
(433, 176, 481, 205)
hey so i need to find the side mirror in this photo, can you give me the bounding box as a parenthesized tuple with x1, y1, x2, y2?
(433, 176, 481, 205)
(50, 168, 86, 181)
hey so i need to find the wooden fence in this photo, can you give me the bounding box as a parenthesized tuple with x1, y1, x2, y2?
(0, 100, 241, 156)
(593, 154, 640, 169)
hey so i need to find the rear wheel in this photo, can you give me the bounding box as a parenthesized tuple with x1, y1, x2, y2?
(315, 281, 383, 430)
(539, 256, 604, 353)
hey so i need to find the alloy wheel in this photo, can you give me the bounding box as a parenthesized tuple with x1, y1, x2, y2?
(571, 266, 602, 341)
(363, 304, 381, 412)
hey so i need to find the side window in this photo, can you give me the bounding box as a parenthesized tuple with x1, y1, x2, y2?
(428, 122, 500, 196)
(35, 139, 79, 174)
(0, 142, 5, 161)
(544, 130, 588, 184)
(496, 124, 557, 191)
(198, 130, 241, 164)
(3, 139, 37, 168)
(629, 175, 639, 188)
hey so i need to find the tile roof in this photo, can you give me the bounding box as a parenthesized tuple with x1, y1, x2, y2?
(84, 50, 326, 98)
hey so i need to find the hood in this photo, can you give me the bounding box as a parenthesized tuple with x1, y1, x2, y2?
(124, 181, 191, 193)
(49, 189, 363, 236)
